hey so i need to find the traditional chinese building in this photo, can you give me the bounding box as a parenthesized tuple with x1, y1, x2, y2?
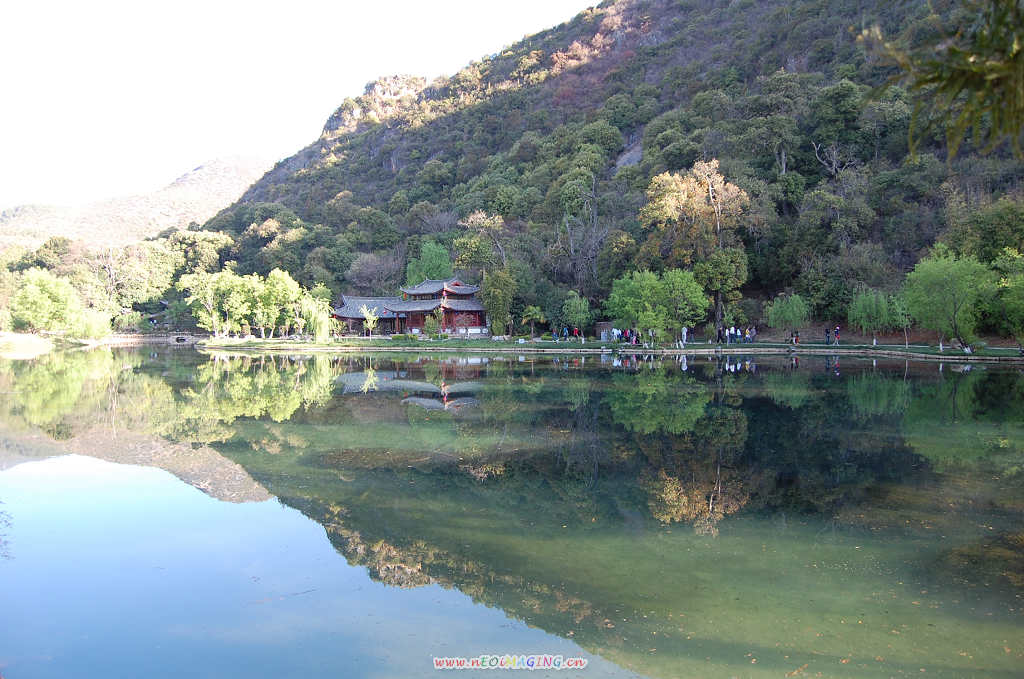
(333, 278, 487, 335)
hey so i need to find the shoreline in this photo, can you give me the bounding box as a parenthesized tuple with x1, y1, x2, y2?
(196, 339, 1024, 363)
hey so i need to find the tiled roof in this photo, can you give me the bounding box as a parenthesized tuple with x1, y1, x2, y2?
(443, 298, 485, 311)
(334, 296, 402, 319)
(400, 278, 480, 296)
(387, 299, 443, 313)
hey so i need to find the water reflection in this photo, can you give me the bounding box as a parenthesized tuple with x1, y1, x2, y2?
(1, 349, 1023, 677)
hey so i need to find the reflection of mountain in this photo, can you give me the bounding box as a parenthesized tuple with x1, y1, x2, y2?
(0, 425, 270, 503)
(227, 437, 1023, 679)
(208, 358, 1024, 679)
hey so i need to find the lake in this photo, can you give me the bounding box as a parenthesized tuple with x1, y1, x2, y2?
(0, 348, 1021, 678)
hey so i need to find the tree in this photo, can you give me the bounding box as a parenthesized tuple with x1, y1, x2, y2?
(96, 241, 183, 314)
(638, 160, 749, 331)
(561, 291, 592, 338)
(459, 211, 509, 269)
(991, 248, 1024, 351)
(889, 293, 913, 348)
(345, 252, 401, 294)
(551, 174, 609, 294)
(249, 276, 273, 338)
(177, 271, 223, 336)
(604, 269, 707, 342)
(692, 248, 747, 328)
(359, 304, 380, 337)
(300, 293, 331, 342)
(847, 288, 892, 343)
(10, 268, 87, 335)
(862, 0, 1024, 158)
(903, 245, 993, 349)
(765, 294, 810, 335)
(263, 268, 301, 337)
(944, 197, 1024, 263)
(453, 233, 496, 280)
(998, 274, 1024, 352)
(424, 308, 441, 335)
(168, 230, 234, 274)
(218, 272, 257, 335)
(520, 305, 546, 338)
(480, 269, 516, 335)
(405, 239, 453, 285)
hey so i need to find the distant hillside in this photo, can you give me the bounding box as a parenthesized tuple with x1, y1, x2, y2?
(0, 156, 271, 251)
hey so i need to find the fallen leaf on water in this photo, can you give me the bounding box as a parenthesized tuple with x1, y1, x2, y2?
(784, 663, 808, 677)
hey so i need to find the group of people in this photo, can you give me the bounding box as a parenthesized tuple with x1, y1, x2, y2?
(825, 325, 841, 345)
(716, 325, 756, 344)
(615, 328, 648, 345)
(610, 327, 653, 345)
(556, 326, 582, 342)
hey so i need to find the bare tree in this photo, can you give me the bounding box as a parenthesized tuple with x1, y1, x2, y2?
(551, 177, 609, 294)
(344, 252, 402, 294)
(812, 141, 855, 179)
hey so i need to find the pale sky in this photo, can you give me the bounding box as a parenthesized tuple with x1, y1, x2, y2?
(0, 0, 596, 209)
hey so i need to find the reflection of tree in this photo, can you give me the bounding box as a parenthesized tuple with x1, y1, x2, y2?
(0, 349, 118, 436)
(176, 355, 338, 442)
(643, 408, 752, 536)
(903, 370, 1024, 475)
(359, 367, 378, 394)
(846, 372, 910, 419)
(759, 370, 812, 409)
(607, 368, 711, 435)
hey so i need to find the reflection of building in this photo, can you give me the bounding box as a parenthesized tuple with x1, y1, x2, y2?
(334, 371, 480, 412)
(333, 278, 487, 336)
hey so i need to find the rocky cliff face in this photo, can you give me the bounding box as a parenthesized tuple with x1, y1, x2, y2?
(0, 156, 272, 250)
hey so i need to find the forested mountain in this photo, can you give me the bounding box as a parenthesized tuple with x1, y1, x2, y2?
(4, 0, 1021, 340)
(0, 157, 270, 250)
(200, 0, 1022, 326)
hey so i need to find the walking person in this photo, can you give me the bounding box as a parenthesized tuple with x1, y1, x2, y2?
(834, 325, 840, 345)
(826, 327, 832, 345)
(681, 326, 688, 347)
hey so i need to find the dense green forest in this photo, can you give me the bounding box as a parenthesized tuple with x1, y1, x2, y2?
(1, 0, 1022, 342)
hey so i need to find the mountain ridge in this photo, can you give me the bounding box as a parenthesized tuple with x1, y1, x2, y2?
(0, 156, 272, 251)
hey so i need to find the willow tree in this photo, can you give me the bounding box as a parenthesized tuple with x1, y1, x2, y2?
(639, 159, 749, 332)
(847, 288, 892, 344)
(903, 245, 993, 349)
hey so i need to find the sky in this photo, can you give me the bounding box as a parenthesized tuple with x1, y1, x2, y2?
(0, 0, 596, 209)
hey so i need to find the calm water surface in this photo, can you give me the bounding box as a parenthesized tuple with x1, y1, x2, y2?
(0, 348, 1021, 678)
